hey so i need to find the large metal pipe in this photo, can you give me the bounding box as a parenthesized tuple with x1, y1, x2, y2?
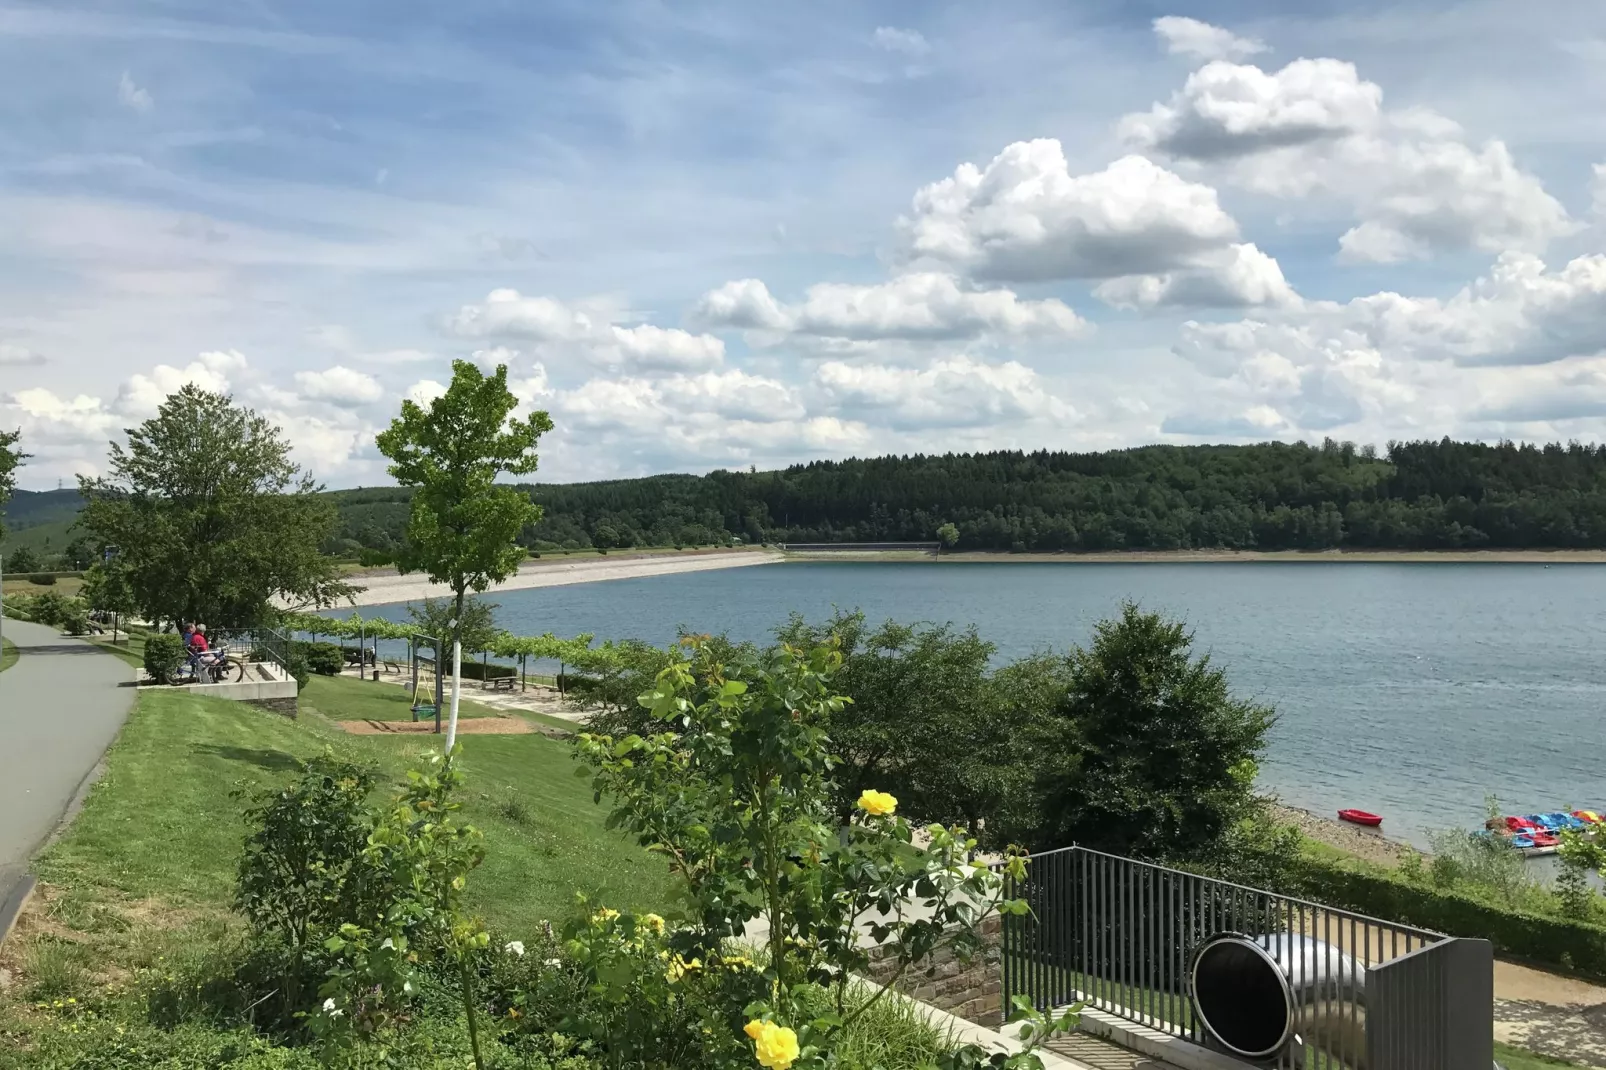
(1192, 933, 1367, 1068)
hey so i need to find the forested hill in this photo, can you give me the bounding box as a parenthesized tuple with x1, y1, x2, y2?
(327, 439, 1606, 554)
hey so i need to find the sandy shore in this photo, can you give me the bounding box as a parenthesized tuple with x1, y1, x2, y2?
(344, 548, 783, 607)
(785, 548, 1606, 563)
(1269, 802, 1420, 869)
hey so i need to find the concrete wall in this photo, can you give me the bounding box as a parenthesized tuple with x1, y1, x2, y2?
(862, 913, 1003, 1025)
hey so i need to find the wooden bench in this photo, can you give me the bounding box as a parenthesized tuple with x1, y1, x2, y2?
(488, 675, 517, 692)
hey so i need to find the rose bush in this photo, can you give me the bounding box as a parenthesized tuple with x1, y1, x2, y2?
(572, 636, 1077, 1069)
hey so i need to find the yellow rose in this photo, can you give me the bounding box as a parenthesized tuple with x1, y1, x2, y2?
(856, 789, 898, 816)
(751, 1021, 800, 1069)
(592, 907, 620, 923)
(666, 955, 701, 982)
(641, 913, 665, 933)
(744, 1020, 766, 1040)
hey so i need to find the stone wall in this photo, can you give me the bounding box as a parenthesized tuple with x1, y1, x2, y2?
(861, 913, 1003, 1025)
(249, 696, 298, 719)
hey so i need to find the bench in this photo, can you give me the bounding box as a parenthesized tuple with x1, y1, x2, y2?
(488, 676, 517, 693)
(382, 660, 403, 675)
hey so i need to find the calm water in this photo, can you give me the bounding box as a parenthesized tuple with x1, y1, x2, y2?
(353, 562, 1606, 848)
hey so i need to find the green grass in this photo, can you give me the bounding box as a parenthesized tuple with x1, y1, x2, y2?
(33, 686, 674, 930)
(1494, 1041, 1587, 1068)
(0, 636, 16, 673)
(300, 670, 500, 721)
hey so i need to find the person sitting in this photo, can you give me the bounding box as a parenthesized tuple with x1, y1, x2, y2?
(181, 622, 195, 647)
(189, 624, 209, 653)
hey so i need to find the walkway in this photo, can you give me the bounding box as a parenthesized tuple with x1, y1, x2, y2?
(0, 619, 135, 910)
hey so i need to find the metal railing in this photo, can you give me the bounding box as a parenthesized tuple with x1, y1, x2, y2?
(248, 627, 294, 678)
(1002, 845, 1475, 1069)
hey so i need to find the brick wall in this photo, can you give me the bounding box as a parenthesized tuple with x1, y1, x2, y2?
(860, 913, 1003, 1025)
(249, 696, 298, 719)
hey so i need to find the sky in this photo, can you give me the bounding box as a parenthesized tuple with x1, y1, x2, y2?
(1, 0, 1605, 489)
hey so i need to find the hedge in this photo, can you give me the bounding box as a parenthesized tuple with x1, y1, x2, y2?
(1288, 857, 1606, 980)
(457, 660, 517, 681)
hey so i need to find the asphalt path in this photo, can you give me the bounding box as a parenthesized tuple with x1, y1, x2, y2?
(0, 618, 135, 908)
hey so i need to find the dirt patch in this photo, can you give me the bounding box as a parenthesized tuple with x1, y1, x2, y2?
(1270, 802, 1419, 869)
(340, 717, 534, 735)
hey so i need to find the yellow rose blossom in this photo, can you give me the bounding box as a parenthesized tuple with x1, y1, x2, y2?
(856, 789, 897, 816)
(744, 1020, 766, 1040)
(641, 912, 665, 933)
(591, 907, 620, 923)
(666, 954, 702, 982)
(748, 1020, 800, 1069)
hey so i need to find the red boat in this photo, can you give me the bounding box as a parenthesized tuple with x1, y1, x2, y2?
(1338, 809, 1383, 827)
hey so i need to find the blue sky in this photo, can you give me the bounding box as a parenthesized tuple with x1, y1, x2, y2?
(2, 0, 1605, 487)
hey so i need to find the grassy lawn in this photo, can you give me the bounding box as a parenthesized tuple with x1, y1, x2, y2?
(0, 575, 84, 598)
(1495, 1041, 1587, 1068)
(31, 686, 674, 933)
(0, 636, 16, 673)
(300, 670, 501, 721)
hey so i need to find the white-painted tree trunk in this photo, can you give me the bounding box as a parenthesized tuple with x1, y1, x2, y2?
(445, 639, 462, 752)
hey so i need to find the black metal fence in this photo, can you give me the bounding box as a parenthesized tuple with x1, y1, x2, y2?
(1003, 846, 1490, 1069)
(247, 627, 294, 678)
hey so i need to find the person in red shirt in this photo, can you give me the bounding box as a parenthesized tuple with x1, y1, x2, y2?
(189, 624, 209, 653)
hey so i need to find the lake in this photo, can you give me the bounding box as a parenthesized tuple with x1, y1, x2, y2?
(351, 561, 1606, 849)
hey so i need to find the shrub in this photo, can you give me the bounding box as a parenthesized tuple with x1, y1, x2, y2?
(29, 572, 57, 586)
(61, 604, 92, 636)
(27, 590, 74, 627)
(143, 633, 187, 684)
(457, 660, 516, 681)
(1288, 856, 1606, 980)
(296, 641, 344, 676)
(284, 649, 311, 691)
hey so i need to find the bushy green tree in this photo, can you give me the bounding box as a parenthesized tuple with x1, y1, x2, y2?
(376, 360, 552, 651)
(406, 595, 499, 653)
(4, 545, 39, 574)
(81, 558, 136, 641)
(1030, 602, 1274, 862)
(77, 386, 351, 630)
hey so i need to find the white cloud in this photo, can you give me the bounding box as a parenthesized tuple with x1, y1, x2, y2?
(293, 365, 384, 406)
(0, 344, 44, 366)
(1093, 243, 1298, 310)
(1151, 17, 1266, 63)
(118, 71, 153, 113)
(116, 349, 247, 418)
(405, 379, 448, 407)
(898, 142, 1243, 284)
(872, 26, 930, 56)
(1122, 56, 1574, 261)
(814, 355, 1074, 430)
(448, 290, 724, 372)
(694, 272, 1087, 342)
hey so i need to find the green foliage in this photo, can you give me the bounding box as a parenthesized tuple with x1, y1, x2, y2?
(1030, 602, 1273, 862)
(0, 425, 22, 540)
(81, 559, 137, 631)
(1425, 828, 1539, 906)
(1289, 855, 1606, 980)
(23, 589, 74, 626)
(234, 751, 379, 1021)
(407, 594, 499, 653)
(28, 571, 56, 585)
(143, 633, 187, 684)
(574, 636, 1076, 1069)
(5, 545, 40, 573)
(76, 385, 351, 630)
(285, 648, 311, 691)
(296, 641, 345, 676)
(774, 611, 1048, 843)
(936, 522, 959, 548)
(376, 358, 553, 650)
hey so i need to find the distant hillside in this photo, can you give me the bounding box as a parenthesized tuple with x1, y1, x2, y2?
(0, 488, 85, 556)
(324, 439, 1606, 554)
(12, 440, 1606, 560)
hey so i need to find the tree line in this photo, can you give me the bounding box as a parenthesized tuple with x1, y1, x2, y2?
(311, 438, 1606, 556)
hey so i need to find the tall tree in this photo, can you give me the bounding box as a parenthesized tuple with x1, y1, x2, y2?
(77, 385, 350, 630)
(375, 359, 552, 651)
(0, 427, 23, 540)
(1030, 602, 1274, 861)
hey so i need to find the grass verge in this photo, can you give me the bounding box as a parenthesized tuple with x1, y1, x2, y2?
(1495, 1041, 1587, 1068)
(0, 636, 16, 673)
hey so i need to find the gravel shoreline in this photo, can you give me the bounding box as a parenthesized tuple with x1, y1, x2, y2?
(1269, 801, 1421, 868)
(342, 549, 784, 607)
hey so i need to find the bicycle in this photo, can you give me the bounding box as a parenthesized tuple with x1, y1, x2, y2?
(184, 642, 245, 684)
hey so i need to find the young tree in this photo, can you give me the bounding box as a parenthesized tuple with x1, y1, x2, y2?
(3, 546, 39, 574)
(1030, 602, 1274, 862)
(376, 359, 552, 740)
(78, 385, 352, 631)
(81, 557, 137, 642)
(936, 521, 959, 549)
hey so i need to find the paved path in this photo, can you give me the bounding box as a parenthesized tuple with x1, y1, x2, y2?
(0, 619, 135, 908)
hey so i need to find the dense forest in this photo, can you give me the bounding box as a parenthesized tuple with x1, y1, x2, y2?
(11, 438, 1606, 561)
(322, 438, 1606, 555)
